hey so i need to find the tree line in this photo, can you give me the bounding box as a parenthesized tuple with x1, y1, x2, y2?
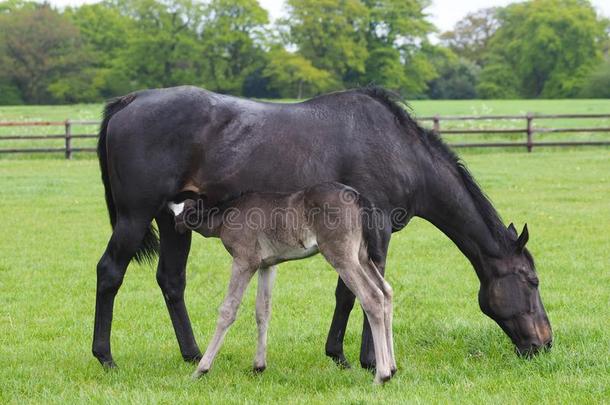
(0, 0, 608, 104)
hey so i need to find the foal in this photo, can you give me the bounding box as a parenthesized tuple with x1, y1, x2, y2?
(169, 182, 395, 383)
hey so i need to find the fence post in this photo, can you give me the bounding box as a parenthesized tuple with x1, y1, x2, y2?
(65, 119, 72, 159)
(433, 115, 440, 135)
(526, 113, 533, 153)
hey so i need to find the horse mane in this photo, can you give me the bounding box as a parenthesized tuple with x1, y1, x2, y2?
(357, 86, 512, 250)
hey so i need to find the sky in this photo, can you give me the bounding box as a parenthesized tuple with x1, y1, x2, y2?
(47, 0, 610, 35)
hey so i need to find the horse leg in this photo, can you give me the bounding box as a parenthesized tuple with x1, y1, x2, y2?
(325, 277, 355, 368)
(194, 259, 257, 377)
(253, 265, 277, 372)
(92, 216, 154, 368)
(155, 211, 201, 362)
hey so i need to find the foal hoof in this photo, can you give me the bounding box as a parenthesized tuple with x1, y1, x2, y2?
(252, 365, 266, 373)
(192, 368, 208, 379)
(373, 373, 393, 385)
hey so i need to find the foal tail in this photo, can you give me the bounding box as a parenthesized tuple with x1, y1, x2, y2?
(356, 192, 384, 266)
(97, 94, 159, 265)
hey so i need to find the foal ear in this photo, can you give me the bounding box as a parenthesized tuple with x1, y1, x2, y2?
(507, 223, 518, 239)
(516, 223, 529, 252)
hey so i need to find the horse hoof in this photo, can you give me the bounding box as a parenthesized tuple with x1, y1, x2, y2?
(183, 352, 203, 363)
(361, 361, 376, 374)
(252, 365, 266, 373)
(101, 360, 117, 370)
(326, 352, 351, 369)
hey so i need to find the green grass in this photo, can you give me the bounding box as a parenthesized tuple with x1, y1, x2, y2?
(1, 149, 609, 403)
(1, 99, 609, 156)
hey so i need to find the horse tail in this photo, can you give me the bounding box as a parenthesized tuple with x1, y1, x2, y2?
(97, 94, 159, 264)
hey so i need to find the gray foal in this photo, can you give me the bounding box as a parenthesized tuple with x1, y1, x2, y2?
(169, 182, 395, 384)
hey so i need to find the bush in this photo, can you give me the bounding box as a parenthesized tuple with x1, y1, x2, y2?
(428, 59, 480, 99)
(0, 80, 24, 105)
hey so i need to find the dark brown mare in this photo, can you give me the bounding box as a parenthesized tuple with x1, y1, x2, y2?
(93, 86, 552, 371)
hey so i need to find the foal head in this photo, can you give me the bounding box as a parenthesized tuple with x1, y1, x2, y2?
(478, 224, 553, 356)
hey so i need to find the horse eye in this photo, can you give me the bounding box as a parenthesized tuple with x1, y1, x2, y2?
(523, 273, 539, 287)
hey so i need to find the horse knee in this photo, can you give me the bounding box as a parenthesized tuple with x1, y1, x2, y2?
(360, 290, 385, 323)
(218, 304, 237, 328)
(156, 272, 185, 303)
(255, 303, 269, 326)
(383, 283, 393, 303)
(335, 282, 356, 311)
(96, 256, 125, 295)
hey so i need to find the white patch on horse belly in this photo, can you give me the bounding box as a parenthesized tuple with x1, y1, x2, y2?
(168, 202, 185, 216)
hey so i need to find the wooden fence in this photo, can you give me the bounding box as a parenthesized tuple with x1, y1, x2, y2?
(0, 120, 98, 159)
(418, 113, 610, 152)
(1, 113, 609, 158)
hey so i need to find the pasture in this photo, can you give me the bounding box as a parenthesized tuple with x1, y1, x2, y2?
(0, 146, 608, 403)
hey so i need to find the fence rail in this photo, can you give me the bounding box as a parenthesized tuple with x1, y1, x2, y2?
(1, 113, 609, 158)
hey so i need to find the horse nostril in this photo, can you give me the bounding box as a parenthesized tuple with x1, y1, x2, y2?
(516, 341, 550, 358)
(515, 345, 534, 358)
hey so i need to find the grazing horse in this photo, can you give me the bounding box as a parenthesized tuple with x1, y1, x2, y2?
(171, 182, 395, 383)
(94, 86, 552, 371)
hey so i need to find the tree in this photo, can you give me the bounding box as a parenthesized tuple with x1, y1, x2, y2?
(476, 55, 520, 99)
(440, 8, 499, 66)
(282, 0, 369, 86)
(579, 59, 610, 98)
(364, 47, 409, 90)
(65, 3, 134, 98)
(263, 47, 333, 98)
(200, 0, 269, 94)
(111, 0, 205, 89)
(478, 0, 608, 98)
(0, 3, 90, 103)
(361, 0, 437, 96)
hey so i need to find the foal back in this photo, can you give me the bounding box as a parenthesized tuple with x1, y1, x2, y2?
(201, 182, 375, 269)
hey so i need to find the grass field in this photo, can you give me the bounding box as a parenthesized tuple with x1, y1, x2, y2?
(1, 148, 609, 403)
(1, 98, 610, 156)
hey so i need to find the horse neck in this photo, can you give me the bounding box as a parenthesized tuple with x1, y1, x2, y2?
(415, 163, 506, 282)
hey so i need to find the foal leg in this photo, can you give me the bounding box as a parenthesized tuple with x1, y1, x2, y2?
(359, 225, 392, 370)
(253, 265, 277, 372)
(194, 259, 257, 377)
(155, 211, 201, 362)
(364, 261, 396, 374)
(333, 260, 392, 384)
(92, 216, 154, 368)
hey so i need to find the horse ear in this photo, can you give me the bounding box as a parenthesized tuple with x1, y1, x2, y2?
(507, 223, 518, 239)
(516, 223, 529, 252)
